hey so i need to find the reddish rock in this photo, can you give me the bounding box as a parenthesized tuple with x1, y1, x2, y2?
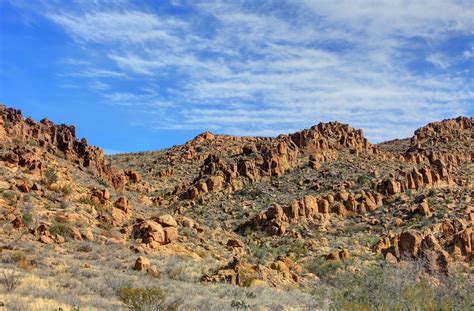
(164, 227, 178, 243)
(114, 197, 131, 213)
(39, 235, 54, 245)
(133, 256, 150, 271)
(398, 230, 422, 258)
(418, 200, 432, 217)
(156, 214, 177, 227)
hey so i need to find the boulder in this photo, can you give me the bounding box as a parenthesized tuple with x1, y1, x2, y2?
(133, 256, 150, 271)
(156, 214, 177, 227)
(398, 230, 422, 258)
(114, 197, 131, 213)
(418, 200, 432, 217)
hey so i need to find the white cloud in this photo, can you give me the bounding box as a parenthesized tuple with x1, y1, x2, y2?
(41, 1, 473, 142)
(89, 81, 110, 90)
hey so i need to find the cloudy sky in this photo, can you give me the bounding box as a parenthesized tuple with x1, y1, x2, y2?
(0, 0, 473, 153)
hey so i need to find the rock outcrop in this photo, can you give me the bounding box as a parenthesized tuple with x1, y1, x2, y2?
(404, 116, 473, 167)
(0, 105, 126, 190)
(375, 219, 472, 274)
(376, 161, 454, 196)
(184, 122, 377, 200)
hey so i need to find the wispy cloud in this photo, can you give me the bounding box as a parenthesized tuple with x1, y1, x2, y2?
(36, 0, 473, 142)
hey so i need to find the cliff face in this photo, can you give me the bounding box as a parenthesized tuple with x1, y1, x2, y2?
(0, 104, 126, 190)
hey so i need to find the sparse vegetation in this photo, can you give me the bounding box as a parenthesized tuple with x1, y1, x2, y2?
(45, 167, 58, 185)
(48, 221, 72, 237)
(119, 287, 166, 311)
(95, 176, 109, 187)
(0, 105, 472, 310)
(1, 269, 24, 292)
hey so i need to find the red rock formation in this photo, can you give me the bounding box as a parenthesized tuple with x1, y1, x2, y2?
(376, 161, 453, 196)
(376, 219, 472, 273)
(0, 105, 126, 190)
(405, 116, 473, 167)
(184, 121, 376, 200)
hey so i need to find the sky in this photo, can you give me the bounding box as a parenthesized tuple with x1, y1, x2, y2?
(0, 0, 473, 154)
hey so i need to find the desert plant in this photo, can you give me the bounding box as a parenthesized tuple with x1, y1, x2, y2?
(61, 184, 73, 196)
(1, 269, 23, 292)
(48, 221, 72, 237)
(59, 201, 69, 209)
(95, 177, 109, 187)
(327, 261, 473, 310)
(22, 212, 33, 226)
(45, 167, 58, 185)
(2, 190, 17, 205)
(356, 174, 369, 185)
(119, 287, 166, 311)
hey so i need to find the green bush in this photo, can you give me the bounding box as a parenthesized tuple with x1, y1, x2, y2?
(22, 212, 33, 226)
(327, 262, 473, 311)
(95, 177, 109, 187)
(2, 190, 17, 205)
(356, 175, 369, 185)
(45, 167, 58, 185)
(61, 184, 73, 196)
(306, 256, 345, 279)
(119, 287, 166, 311)
(48, 221, 72, 237)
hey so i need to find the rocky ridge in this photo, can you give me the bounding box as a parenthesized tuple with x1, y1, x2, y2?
(0, 104, 472, 310)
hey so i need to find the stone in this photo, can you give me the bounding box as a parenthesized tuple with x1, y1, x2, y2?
(114, 197, 131, 213)
(164, 227, 178, 243)
(418, 200, 432, 217)
(0, 181, 11, 191)
(156, 214, 177, 227)
(82, 229, 94, 241)
(227, 239, 245, 248)
(133, 256, 150, 271)
(39, 235, 54, 244)
(385, 252, 398, 264)
(398, 230, 422, 258)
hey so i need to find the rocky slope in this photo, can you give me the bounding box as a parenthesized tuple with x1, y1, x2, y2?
(0, 104, 472, 310)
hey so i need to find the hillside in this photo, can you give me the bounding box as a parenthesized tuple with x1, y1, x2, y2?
(0, 104, 472, 310)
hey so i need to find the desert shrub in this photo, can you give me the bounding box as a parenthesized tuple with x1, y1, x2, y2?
(79, 195, 93, 205)
(289, 239, 308, 260)
(305, 256, 348, 279)
(327, 261, 474, 311)
(2, 251, 26, 264)
(61, 184, 73, 196)
(79, 196, 104, 210)
(239, 266, 257, 287)
(48, 221, 72, 237)
(95, 177, 109, 187)
(230, 299, 250, 309)
(3, 190, 17, 205)
(22, 212, 33, 226)
(59, 200, 69, 209)
(248, 243, 271, 264)
(45, 167, 58, 185)
(119, 287, 166, 311)
(1, 269, 23, 292)
(428, 188, 438, 197)
(356, 174, 369, 185)
(76, 242, 93, 253)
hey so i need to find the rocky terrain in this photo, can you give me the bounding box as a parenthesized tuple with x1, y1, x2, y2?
(0, 104, 472, 310)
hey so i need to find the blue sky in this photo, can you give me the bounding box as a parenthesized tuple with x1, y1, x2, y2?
(0, 0, 473, 153)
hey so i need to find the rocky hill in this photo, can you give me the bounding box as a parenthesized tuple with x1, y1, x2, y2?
(0, 104, 472, 310)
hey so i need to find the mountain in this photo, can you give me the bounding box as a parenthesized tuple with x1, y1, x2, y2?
(0, 104, 472, 310)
